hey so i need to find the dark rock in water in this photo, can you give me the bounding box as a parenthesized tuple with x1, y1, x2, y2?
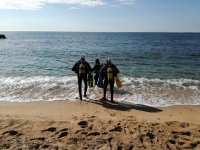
(0, 34, 6, 39)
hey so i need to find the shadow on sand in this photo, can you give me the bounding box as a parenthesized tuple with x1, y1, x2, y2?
(86, 99, 162, 113)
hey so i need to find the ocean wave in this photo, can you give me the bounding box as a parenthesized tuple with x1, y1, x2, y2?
(0, 76, 199, 106)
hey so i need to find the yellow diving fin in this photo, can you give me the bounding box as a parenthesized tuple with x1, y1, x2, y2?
(115, 74, 122, 88)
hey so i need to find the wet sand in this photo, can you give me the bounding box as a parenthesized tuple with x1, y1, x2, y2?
(0, 100, 200, 149)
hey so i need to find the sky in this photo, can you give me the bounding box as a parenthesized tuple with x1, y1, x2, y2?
(0, 0, 200, 32)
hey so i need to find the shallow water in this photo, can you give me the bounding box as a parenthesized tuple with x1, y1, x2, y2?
(0, 32, 200, 106)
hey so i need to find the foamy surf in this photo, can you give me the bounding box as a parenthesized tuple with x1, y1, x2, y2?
(0, 76, 199, 106)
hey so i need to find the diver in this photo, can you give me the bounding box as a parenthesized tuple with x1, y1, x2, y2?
(92, 59, 102, 85)
(72, 56, 92, 100)
(100, 58, 119, 103)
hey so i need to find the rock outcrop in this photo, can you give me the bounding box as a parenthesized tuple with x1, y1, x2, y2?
(0, 34, 6, 39)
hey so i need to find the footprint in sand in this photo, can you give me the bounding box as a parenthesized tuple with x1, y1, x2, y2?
(42, 127, 57, 133)
(55, 128, 68, 134)
(180, 122, 189, 128)
(87, 131, 100, 136)
(145, 131, 155, 140)
(29, 143, 41, 149)
(29, 137, 46, 149)
(171, 131, 191, 136)
(109, 125, 123, 132)
(169, 130, 200, 149)
(41, 144, 50, 149)
(58, 131, 68, 138)
(3, 130, 22, 136)
(190, 141, 200, 148)
(30, 137, 46, 141)
(1, 143, 12, 149)
(77, 120, 89, 128)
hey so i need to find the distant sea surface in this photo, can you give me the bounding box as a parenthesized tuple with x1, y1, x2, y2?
(0, 32, 200, 106)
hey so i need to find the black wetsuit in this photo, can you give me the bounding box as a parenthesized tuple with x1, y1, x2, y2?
(100, 63, 119, 102)
(72, 61, 92, 100)
(92, 63, 101, 85)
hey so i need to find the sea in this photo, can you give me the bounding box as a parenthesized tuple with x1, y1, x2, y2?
(0, 32, 200, 106)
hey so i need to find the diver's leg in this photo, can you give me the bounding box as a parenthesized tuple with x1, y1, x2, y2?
(83, 75, 87, 97)
(110, 80, 114, 102)
(94, 74, 99, 85)
(78, 76, 82, 100)
(103, 80, 108, 100)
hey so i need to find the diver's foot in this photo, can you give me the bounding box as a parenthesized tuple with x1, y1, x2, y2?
(111, 100, 117, 104)
(84, 94, 87, 97)
(100, 97, 106, 101)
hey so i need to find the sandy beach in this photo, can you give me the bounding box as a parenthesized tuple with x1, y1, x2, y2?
(0, 100, 200, 149)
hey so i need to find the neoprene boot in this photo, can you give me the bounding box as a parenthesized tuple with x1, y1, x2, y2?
(111, 93, 114, 102)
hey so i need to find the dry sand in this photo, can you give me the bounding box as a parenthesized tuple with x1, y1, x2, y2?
(0, 100, 200, 149)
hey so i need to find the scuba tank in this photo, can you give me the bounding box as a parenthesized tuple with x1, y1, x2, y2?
(94, 63, 101, 74)
(107, 65, 113, 81)
(88, 74, 94, 88)
(79, 63, 86, 75)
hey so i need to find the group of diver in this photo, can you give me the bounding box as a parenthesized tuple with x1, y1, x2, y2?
(72, 56, 119, 103)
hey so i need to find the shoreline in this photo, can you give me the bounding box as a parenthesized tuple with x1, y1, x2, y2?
(0, 100, 200, 124)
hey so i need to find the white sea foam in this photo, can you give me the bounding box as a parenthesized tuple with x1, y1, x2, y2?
(0, 76, 199, 106)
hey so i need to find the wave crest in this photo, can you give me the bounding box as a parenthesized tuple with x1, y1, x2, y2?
(0, 76, 199, 106)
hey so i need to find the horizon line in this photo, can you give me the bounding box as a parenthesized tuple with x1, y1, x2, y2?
(1, 31, 200, 33)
